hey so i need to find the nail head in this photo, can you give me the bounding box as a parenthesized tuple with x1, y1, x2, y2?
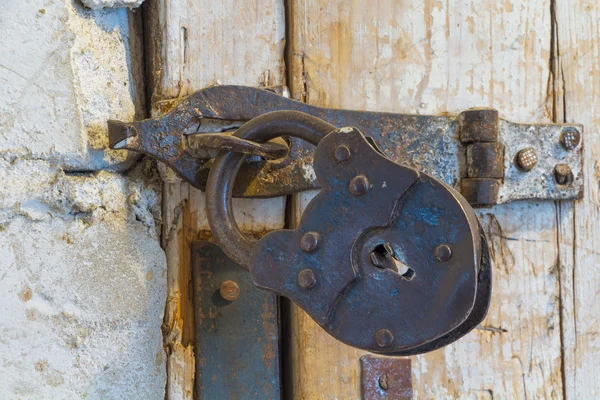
(334, 144, 351, 162)
(560, 127, 581, 151)
(219, 280, 240, 301)
(298, 269, 317, 290)
(516, 147, 538, 171)
(300, 232, 320, 252)
(554, 164, 573, 186)
(375, 328, 394, 347)
(349, 175, 369, 196)
(434, 244, 452, 262)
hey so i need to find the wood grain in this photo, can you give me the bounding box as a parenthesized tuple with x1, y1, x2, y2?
(555, 1, 600, 398)
(144, 1, 287, 398)
(287, 0, 564, 398)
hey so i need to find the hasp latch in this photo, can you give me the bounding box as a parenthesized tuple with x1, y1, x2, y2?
(108, 85, 583, 206)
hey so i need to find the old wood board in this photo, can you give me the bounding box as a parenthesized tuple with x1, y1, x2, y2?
(143, 0, 600, 398)
(287, 0, 566, 398)
(144, 1, 287, 398)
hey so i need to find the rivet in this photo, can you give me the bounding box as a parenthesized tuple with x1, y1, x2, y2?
(375, 328, 394, 347)
(434, 244, 452, 262)
(378, 373, 389, 391)
(349, 175, 369, 196)
(298, 269, 316, 290)
(516, 147, 538, 171)
(300, 231, 320, 252)
(219, 280, 240, 301)
(554, 164, 573, 186)
(560, 127, 581, 151)
(334, 144, 351, 162)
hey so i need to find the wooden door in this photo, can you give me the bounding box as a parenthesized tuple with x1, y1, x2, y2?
(144, 0, 600, 398)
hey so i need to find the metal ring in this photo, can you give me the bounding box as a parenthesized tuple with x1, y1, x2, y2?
(206, 110, 336, 269)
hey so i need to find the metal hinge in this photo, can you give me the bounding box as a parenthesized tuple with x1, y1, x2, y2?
(458, 108, 582, 205)
(107, 85, 582, 206)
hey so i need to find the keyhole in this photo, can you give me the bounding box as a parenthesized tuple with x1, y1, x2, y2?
(370, 243, 415, 281)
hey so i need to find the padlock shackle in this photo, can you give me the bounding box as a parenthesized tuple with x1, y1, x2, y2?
(206, 110, 336, 269)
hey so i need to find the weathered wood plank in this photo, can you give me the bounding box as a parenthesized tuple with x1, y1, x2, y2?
(555, 1, 600, 398)
(288, 1, 564, 398)
(144, 1, 286, 398)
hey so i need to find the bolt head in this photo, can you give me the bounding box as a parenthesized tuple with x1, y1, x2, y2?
(349, 175, 369, 196)
(219, 280, 240, 301)
(298, 269, 317, 290)
(516, 147, 538, 171)
(375, 328, 394, 347)
(300, 231, 320, 252)
(554, 164, 573, 186)
(434, 244, 452, 262)
(334, 144, 351, 162)
(560, 127, 581, 151)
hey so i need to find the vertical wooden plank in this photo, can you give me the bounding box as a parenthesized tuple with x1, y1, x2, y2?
(288, 0, 564, 398)
(554, 2, 600, 398)
(144, 1, 286, 398)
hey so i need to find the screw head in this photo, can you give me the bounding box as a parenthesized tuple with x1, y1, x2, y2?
(349, 175, 369, 196)
(219, 280, 240, 301)
(434, 244, 452, 262)
(560, 127, 581, 151)
(298, 269, 316, 290)
(334, 144, 351, 162)
(554, 164, 573, 186)
(516, 147, 538, 171)
(375, 329, 394, 347)
(378, 373, 389, 391)
(300, 231, 320, 252)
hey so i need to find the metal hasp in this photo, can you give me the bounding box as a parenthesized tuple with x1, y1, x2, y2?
(107, 85, 583, 206)
(203, 111, 493, 356)
(360, 355, 412, 400)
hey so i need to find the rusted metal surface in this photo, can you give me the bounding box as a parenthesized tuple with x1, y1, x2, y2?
(185, 133, 288, 160)
(360, 355, 412, 400)
(204, 112, 492, 355)
(460, 178, 502, 206)
(459, 108, 503, 205)
(107, 85, 582, 204)
(498, 121, 583, 202)
(466, 142, 505, 179)
(458, 108, 499, 143)
(191, 242, 280, 400)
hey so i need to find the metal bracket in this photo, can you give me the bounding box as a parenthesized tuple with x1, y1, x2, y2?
(191, 242, 280, 399)
(108, 85, 583, 206)
(361, 355, 412, 400)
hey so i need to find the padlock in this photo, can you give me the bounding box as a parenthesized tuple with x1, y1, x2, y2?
(205, 110, 491, 355)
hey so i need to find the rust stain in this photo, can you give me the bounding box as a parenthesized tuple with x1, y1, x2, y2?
(178, 201, 197, 347)
(18, 285, 32, 302)
(61, 234, 72, 244)
(261, 301, 277, 367)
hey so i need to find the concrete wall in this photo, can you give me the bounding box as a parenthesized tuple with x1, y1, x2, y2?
(0, 1, 166, 398)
